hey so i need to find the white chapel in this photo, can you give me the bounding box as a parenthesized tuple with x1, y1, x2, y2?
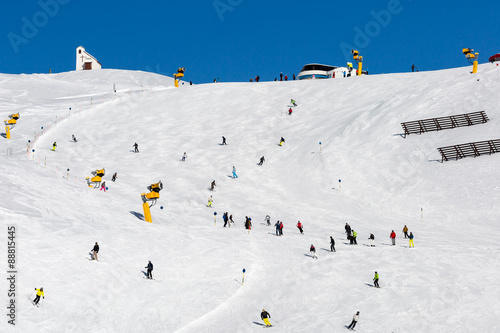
(76, 46, 102, 71)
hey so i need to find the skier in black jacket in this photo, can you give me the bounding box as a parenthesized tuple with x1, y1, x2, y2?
(330, 236, 336, 252)
(145, 261, 153, 279)
(91, 242, 99, 261)
(261, 309, 272, 327)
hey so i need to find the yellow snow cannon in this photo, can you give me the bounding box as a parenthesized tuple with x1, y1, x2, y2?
(351, 50, 363, 76)
(141, 181, 163, 207)
(86, 169, 105, 188)
(463, 48, 479, 73)
(173, 67, 185, 87)
(4, 113, 19, 128)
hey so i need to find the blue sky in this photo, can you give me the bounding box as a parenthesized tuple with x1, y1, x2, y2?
(1, 0, 498, 83)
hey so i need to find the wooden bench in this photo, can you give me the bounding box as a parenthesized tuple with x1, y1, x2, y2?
(437, 139, 500, 162)
(401, 111, 488, 138)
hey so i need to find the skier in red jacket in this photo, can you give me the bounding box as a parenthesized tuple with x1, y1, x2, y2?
(390, 230, 396, 246)
(296, 221, 303, 234)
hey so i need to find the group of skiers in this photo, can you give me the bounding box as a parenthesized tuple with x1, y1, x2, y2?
(344, 223, 415, 248)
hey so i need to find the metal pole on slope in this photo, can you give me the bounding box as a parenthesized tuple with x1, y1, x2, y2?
(339, 179, 342, 192)
(242, 268, 246, 285)
(213, 212, 217, 226)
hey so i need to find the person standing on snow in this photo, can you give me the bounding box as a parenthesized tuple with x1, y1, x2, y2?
(261, 309, 272, 327)
(409, 232, 415, 248)
(345, 223, 352, 238)
(280, 72, 283, 81)
(229, 214, 234, 227)
(258, 156, 265, 166)
(111, 172, 117, 182)
(100, 181, 106, 192)
(373, 271, 380, 288)
(292, 73, 296, 80)
(145, 261, 153, 279)
(369, 233, 375, 247)
(232, 166, 238, 178)
(275, 221, 281, 236)
(279, 137, 285, 146)
(403, 225, 409, 238)
(223, 212, 229, 227)
(72, 134, 77, 142)
(133, 143, 139, 153)
(279, 221, 284, 236)
(52, 142, 57, 151)
(390, 230, 396, 246)
(210, 180, 217, 191)
(222, 136, 227, 145)
(288, 108, 293, 115)
(91, 242, 99, 261)
(330, 236, 336, 252)
(265, 215, 271, 226)
(352, 230, 357, 245)
(33, 287, 44, 305)
(310, 244, 317, 259)
(347, 311, 360, 330)
(296, 221, 304, 234)
(182, 152, 187, 161)
(207, 195, 213, 207)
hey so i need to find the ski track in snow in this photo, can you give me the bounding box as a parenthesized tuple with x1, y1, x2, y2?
(1, 65, 500, 332)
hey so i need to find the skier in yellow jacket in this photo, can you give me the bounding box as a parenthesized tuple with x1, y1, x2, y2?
(33, 287, 44, 305)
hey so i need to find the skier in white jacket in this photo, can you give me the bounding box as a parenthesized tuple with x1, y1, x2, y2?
(347, 311, 359, 330)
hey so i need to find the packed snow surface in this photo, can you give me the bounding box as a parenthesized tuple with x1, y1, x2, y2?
(1, 66, 500, 332)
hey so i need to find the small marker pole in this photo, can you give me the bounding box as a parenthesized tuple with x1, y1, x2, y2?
(421, 207, 423, 219)
(213, 212, 217, 226)
(67, 168, 70, 179)
(32, 149, 35, 160)
(339, 179, 342, 192)
(242, 268, 246, 285)
(319, 141, 322, 153)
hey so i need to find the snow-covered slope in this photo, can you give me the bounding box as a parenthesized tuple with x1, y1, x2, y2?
(1, 65, 499, 333)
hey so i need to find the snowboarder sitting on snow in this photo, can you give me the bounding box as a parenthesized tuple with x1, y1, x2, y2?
(33, 287, 44, 305)
(91, 242, 99, 261)
(72, 134, 77, 142)
(296, 221, 303, 234)
(258, 156, 265, 166)
(373, 271, 380, 288)
(210, 180, 217, 191)
(347, 311, 360, 330)
(279, 137, 285, 146)
(111, 172, 117, 182)
(261, 309, 272, 327)
(310, 244, 317, 258)
(133, 143, 139, 153)
(145, 261, 153, 279)
(291, 99, 297, 106)
(330, 236, 336, 252)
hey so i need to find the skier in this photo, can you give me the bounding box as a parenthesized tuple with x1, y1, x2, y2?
(52, 142, 57, 151)
(258, 156, 265, 166)
(210, 180, 217, 191)
(247, 217, 252, 230)
(285, 75, 288, 81)
(265, 215, 271, 226)
(296, 221, 303, 234)
(288, 108, 293, 115)
(330, 236, 336, 252)
(409, 232, 414, 248)
(345, 223, 352, 239)
(293, 73, 296, 80)
(91, 242, 99, 261)
(275, 221, 281, 236)
(352, 230, 357, 245)
(222, 136, 227, 145)
(100, 181, 106, 192)
(133, 143, 139, 153)
(229, 214, 234, 227)
(291, 99, 297, 106)
(111, 172, 117, 182)
(369, 233, 375, 247)
(412, 64, 415, 72)
(223, 212, 229, 227)
(280, 72, 283, 81)
(72, 134, 77, 142)
(182, 152, 187, 161)
(279, 221, 284, 236)
(347, 311, 360, 330)
(33, 287, 44, 306)
(310, 244, 317, 259)
(207, 195, 213, 207)
(232, 166, 238, 178)
(390, 230, 396, 246)
(145, 261, 153, 279)
(255, 75, 260, 82)
(279, 137, 285, 146)
(261, 309, 272, 327)
(373, 271, 380, 288)
(403, 225, 409, 238)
